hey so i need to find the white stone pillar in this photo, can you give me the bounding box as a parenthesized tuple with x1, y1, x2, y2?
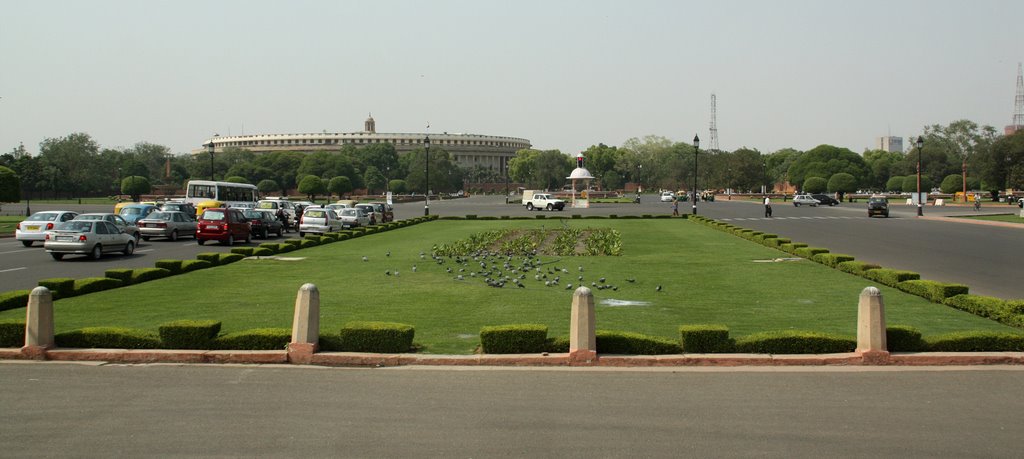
(856, 286, 889, 363)
(288, 283, 320, 363)
(23, 287, 54, 359)
(569, 287, 596, 362)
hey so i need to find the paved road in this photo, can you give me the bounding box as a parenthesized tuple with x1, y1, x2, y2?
(1, 362, 1022, 457)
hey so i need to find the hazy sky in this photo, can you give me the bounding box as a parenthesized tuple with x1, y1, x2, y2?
(1, 0, 1021, 157)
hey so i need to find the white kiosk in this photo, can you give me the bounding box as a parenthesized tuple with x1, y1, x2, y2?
(567, 152, 595, 209)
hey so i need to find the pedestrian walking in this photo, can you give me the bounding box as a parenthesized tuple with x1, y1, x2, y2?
(764, 195, 772, 218)
(672, 199, 679, 216)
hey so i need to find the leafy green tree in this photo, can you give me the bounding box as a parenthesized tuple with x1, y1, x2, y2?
(388, 179, 407, 193)
(788, 145, 870, 190)
(940, 174, 963, 194)
(225, 176, 250, 184)
(886, 176, 905, 192)
(328, 176, 353, 199)
(803, 177, 827, 193)
(975, 130, 1024, 191)
(298, 175, 325, 202)
(533, 150, 572, 190)
(765, 148, 803, 189)
(827, 173, 857, 198)
(121, 176, 151, 202)
(601, 170, 623, 191)
(0, 166, 20, 203)
(402, 148, 463, 193)
(924, 120, 998, 195)
(508, 149, 541, 185)
(581, 143, 621, 189)
(257, 179, 280, 195)
(38, 132, 102, 197)
(863, 149, 904, 190)
(363, 166, 387, 194)
(901, 175, 933, 193)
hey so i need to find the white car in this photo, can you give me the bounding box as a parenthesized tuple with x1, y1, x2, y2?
(354, 204, 382, 225)
(660, 191, 675, 202)
(44, 220, 135, 260)
(298, 207, 343, 236)
(15, 210, 79, 247)
(336, 207, 370, 228)
(792, 195, 821, 207)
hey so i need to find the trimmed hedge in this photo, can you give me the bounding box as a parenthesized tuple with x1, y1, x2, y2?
(258, 242, 280, 253)
(0, 290, 31, 312)
(596, 330, 681, 355)
(837, 261, 881, 274)
(337, 321, 416, 353)
(479, 324, 548, 354)
(298, 239, 319, 249)
(679, 324, 734, 353)
(794, 247, 829, 259)
(943, 294, 1015, 322)
(196, 252, 222, 265)
(734, 330, 855, 354)
(897, 280, 969, 303)
(284, 239, 303, 248)
(925, 332, 1024, 352)
(55, 327, 160, 349)
(862, 268, 920, 287)
(38, 278, 75, 299)
(0, 319, 25, 347)
(181, 259, 213, 273)
(104, 268, 135, 284)
(73, 277, 123, 296)
(218, 253, 245, 264)
(158, 320, 222, 349)
(545, 336, 570, 353)
(812, 253, 855, 268)
(252, 247, 274, 257)
(154, 259, 185, 274)
(230, 247, 255, 257)
(130, 268, 172, 284)
(886, 325, 925, 352)
(212, 328, 291, 350)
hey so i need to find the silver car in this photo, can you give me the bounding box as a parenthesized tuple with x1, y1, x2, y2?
(44, 220, 135, 261)
(298, 207, 343, 236)
(792, 195, 821, 207)
(354, 204, 382, 225)
(74, 213, 141, 245)
(137, 211, 198, 241)
(336, 207, 370, 228)
(15, 211, 78, 247)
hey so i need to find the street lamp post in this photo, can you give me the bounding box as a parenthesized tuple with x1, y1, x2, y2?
(692, 134, 700, 215)
(504, 158, 509, 205)
(916, 136, 924, 217)
(638, 164, 643, 194)
(424, 135, 430, 216)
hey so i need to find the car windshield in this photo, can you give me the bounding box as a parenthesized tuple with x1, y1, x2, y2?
(340, 209, 357, 216)
(26, 212, 59, 222)
(869, 198, 887, 204)
(305, 210, 327, 218)
(120, 207, 142, 216)
(256, 202, 277, 209)
(243, 210, 263, 219)
(146, 212, 173, 221)
(76, 214, 104, 220)
(202, 210, 226, 220)
(56, 221, 93, 232)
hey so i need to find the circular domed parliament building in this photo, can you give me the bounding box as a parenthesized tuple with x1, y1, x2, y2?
(200, 116, 531, 174)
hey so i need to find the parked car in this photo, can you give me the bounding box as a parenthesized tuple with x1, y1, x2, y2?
(196, 208, 251, 246)
(365, 202, 394, 222)
(336, 207, 370, 228)
(74, 213, 141, 245)
(256, 198, 298, 224)
(243, 209, 284, 239)
(15, 210, 78, 247)
(299, 207, 343, 236)
(354, 204, 382, 225)
(811, 194, 840, 206)
(792, 195, 821, 207)
(867, 195, 890, 218)
(136, 211, 198, 241)
(118, 203, 159, 224)
(660, 191, 675, 202)
(160, 202, 198, 219)
(44, 220, 135, 261)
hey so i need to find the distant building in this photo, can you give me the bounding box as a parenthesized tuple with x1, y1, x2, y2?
(1006, 63, 1023, 136)
(876, 136, 903, 153)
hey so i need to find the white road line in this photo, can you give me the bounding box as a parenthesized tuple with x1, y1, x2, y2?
(0, 267, 27, 273)
(135, 249, 155, 253)
(0, 248, 36, 255)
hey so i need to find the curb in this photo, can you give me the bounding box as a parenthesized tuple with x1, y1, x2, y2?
(3, 348, 1023, 367)
(918, 215, 1024, 229)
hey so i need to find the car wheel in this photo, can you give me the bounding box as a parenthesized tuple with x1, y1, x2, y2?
(526, 203, 534, 211)
(22, 241, 33, 247)
(226, 234, 234, 246)
(123, 240, 134, 256)
(546, 204, 553, 211)
(794, 203, 799, 207)
(197, 239, 205, 245)
(169, 230, 178, 242)
(90, 244, 102, 260)
(50, 253, 64, 261)
(260, 228, 268, 239)
(276, 227, 283, 237)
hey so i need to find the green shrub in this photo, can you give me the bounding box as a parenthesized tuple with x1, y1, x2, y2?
(154, 259, 184, 274)
(795, 247, 830, 259)
(925, 332, 1024, 352)
(218, 253, 245, 264)
(679, 324, 734, 353)
(299, 239, 319, 249)
(158, 320, 222, 350)
(479, 324, 548, 354)
(545, 336, 570, 353)
(596, 330, 681, 355)
(770, 237, 791, 248)
(837, 261, 881, 274)
(0, 319, 25, 347)
(535, 215, 546, 219)
(252, 247, 274, 257)
(942, 294, 1009, 320)
(212, 328, 291, 350)
(862, 268, 920, 287)
(897, 280, 969, 303)
(284, 239, 303, 247)
(886, 325, 925, 352)
(230, 247, 255, 257)
(338, 321, 416, 353)
(104, 269, 134, 285)
(55, 327, 160, 349)
(73, 277, 123, 296)
(812, 253, 855, 267)
(0, 290, 30, 312)
(734, 330, 855, 354)
(465, 214, 477, 219)
(130, 268, 172, 284)
(38, 278, 75, 299)
(196, 252, 221, 265)
(181, 259, 213, 273)
(780, 243, 807, 254)
(258, 243, 280, 254)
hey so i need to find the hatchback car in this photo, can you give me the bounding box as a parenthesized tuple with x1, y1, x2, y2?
(792, 195, 821, 207)
(118, 204, 159, 224)
(74, 213, 141, 245)
(299, 207, 343, 236)
(811, 194, 840, 206)
(160, 202, 198, 219)
(336, 207, 370, 228)
(196, 208, 251, 246)
(354, 204, 382, 225)
(867, 195, 890, 218)
(44, 220, 135, 260)
(366, 202, 394, 223)
(243, 209, 284, 239)
(660, 191, 675, 202)
(15, 211, 79, 247)
(137, 211, 198, 241)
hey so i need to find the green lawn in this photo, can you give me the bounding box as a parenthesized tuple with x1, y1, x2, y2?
(1, 219, 1017, 354)
(955, 213, 1024, 224)
(0, 216, 20, 234)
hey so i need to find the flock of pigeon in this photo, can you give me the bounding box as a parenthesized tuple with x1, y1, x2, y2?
(366, 249, 662, 293)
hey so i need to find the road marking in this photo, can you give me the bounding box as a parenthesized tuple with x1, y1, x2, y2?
(0, 267, 27, 273)
(136, 249, 155, 253)
(0, 248, 36, 255)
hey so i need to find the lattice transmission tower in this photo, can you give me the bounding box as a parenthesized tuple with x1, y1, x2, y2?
(709, 93, 719, 151)
(1014, 63, 1024, 127)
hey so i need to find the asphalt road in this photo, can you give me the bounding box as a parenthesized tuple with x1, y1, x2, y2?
(2, 197, 1021, 298)
(1, 362, 1022, 457)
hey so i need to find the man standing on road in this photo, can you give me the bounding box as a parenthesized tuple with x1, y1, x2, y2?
(672, 198, 679, 216)
(764, 195, 772, 218)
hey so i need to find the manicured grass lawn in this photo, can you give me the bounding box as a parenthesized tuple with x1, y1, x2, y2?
(0, 216, 20, 234)
(1, 219, 1017, 354)
(955, 213, 1024, 224)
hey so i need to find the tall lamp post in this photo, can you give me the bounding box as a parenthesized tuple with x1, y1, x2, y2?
(692, 134, 700, 215)
(205, 134, 219, 180)
(504, 157, 509, 205)
(423, 135, 430, 216)
(916, 136, 924, 217)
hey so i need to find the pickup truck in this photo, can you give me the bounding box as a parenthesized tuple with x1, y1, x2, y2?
(523, 193, 565, 211)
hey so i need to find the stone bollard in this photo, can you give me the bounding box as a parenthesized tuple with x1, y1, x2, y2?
(569, 287, 596, 363)
(22, 287, 55, 360)
(856, 286, 890, 364)
(288, 283, 320, 364)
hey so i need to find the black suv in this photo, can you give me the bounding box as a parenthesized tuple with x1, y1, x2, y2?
(867, 195, 889, 218)
(811, 194, 840, 206)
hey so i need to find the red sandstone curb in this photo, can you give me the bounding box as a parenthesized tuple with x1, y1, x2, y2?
(3, 348, 1023, 367)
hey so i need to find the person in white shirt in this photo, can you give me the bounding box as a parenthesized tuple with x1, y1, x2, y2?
(764, 196, 772, 217)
